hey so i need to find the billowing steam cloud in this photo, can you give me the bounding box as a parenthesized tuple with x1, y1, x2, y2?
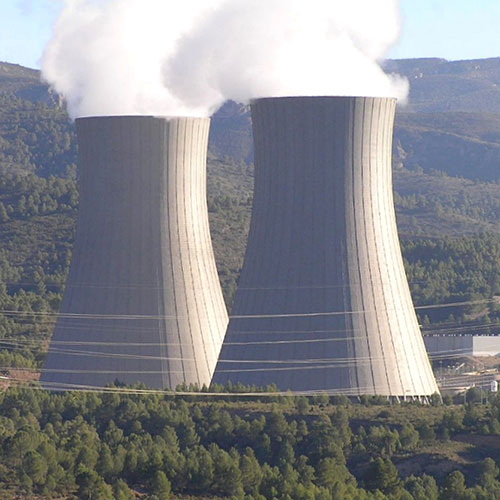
(165, 0, 408, 110)
(42, 0, 408, 119)
(42, 0, 223, 118)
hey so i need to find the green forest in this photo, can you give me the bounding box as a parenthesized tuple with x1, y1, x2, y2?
(2, 386, 500, 500)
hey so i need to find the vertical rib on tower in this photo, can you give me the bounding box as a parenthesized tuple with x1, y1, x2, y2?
(42, 116, 228, 390)
(213, 97, 438, 397)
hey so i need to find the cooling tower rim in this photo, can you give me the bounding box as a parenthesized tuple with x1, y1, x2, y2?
(250, 95, 398, 104)
(75, 115, 210, 123)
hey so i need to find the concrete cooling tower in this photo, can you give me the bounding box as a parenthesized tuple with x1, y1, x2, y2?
(42, 116, 228, 390)
(213, 96, 438, 398)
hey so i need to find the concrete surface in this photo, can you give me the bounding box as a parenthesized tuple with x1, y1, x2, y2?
(213, 97, 438, 397)
(42, 116, 228, 390)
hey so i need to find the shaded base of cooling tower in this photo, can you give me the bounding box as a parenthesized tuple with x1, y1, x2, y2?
(211, 320, 439, 397)
(41, 327, 170, 391)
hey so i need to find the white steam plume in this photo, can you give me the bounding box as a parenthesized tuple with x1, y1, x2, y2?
(42, 0, 224, 118)
(42, 0, 408, 119)
(165, 0, 408, 111)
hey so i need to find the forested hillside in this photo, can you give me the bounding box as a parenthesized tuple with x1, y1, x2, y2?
(384, 58, 500, 113)
(2, 385, 500, 500)
(0, 57, 500, 374)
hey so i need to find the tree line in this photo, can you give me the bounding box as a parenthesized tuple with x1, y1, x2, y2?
(1, 387, 500, 499)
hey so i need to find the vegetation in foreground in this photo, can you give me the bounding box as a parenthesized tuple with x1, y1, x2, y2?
(1, 386, 500, 499)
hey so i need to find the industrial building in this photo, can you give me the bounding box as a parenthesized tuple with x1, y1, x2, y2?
(213, 96, 439, 397)
(42, 116, 228, 390)
(425, 335, 500, 358)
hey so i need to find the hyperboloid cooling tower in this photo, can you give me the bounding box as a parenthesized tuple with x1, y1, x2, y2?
(213, 96, 438, 397)
(42, 116, 228, 390)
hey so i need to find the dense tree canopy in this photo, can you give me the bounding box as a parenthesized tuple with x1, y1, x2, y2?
(0, 387, 498, 499)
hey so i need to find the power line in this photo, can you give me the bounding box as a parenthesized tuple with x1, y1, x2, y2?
(0, 297, 494, 322)
(0, 278, 440, 290)
(2, 376, 437, 398)
(0, 340, 478, 366)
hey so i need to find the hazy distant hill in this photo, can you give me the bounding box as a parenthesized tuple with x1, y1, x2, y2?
(394, 111, 500, 181)
(385, 57, 500, 113)
(0, 61, 59, 106)
(0, 62, 40, 91)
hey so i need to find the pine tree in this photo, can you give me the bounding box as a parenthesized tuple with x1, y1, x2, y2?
(150, 471, 171, 500)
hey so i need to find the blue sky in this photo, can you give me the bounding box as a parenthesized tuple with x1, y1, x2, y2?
(390, 0, 500, 61)
(0, 0, 61, 68)
(0, 0, 499, 69)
